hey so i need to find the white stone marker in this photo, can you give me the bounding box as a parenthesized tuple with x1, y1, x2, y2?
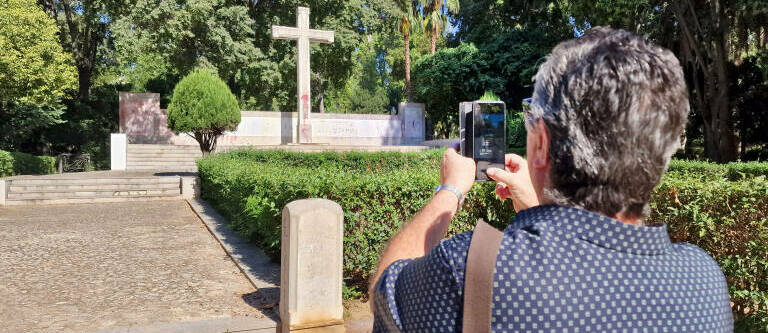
(272, 7, 335, 144)
(280, 199, 344, 332)
(110, 133, 127, 171)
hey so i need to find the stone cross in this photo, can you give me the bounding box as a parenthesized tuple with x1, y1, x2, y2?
(271, 7, 334, 144)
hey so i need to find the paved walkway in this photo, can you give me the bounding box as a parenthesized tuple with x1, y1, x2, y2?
(0, 201, 275, 333)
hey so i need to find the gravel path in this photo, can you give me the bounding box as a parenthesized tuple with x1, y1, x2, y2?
(0, 201, 268, 333)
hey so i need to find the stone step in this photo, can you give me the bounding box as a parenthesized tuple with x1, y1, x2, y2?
(9, 182, 180, 193)
(9, 177, 179, 186)
(128, 145, 202, 151)
(126, 163, 197, 172)
(11, 188, 180, 200)
(127, 162, 198, 167)
(4, 195, 184, 205)
(127, 153, 202, 159)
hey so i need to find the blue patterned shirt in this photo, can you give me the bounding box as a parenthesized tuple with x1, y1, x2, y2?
(372, 205, 733, 332)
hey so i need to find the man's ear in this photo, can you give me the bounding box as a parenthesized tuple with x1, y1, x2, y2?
(532, 119, 550, 169)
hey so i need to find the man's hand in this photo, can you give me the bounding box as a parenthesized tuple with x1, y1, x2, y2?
(487, 154, 539, 212)
(441, 148, 476, 195)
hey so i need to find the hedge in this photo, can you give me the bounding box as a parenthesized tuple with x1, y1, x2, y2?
(0, 150, 57, 177)
(198, 149, 768, 330)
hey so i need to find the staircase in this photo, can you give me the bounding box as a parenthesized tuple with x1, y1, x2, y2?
(3, 176, 183, 205)
(127, 144, 202, 172)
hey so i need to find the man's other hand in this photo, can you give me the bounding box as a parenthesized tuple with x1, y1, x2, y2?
(487, 154, 539, 212)
(441, 148, 476, 195)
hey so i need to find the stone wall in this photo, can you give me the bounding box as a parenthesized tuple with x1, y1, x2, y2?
(119, 92, 425, 146)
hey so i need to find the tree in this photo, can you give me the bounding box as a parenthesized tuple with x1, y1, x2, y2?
(111, 0, 257, 95)
(395, 0, 422, 102)
(0, 0, 77, 151)
(38, 0, 129, 102)
(167, 69, 241, 155)
(422, 0, 459, 54)
(413, 29, 556, 138)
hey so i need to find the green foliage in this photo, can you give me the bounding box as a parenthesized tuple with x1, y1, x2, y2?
(668, 160, 768, 180)
(112, 0, 257, 94)
(650, 172, 768, 330)
(413, 29, 557, 138)
(412, 43, 503, 137)
(478, 91, 500, 101)
(325, 41, 390, 114)
(197, 149, 514, 292)
(0, 150, 57, 177)
(199, 150, 768, 327)
(0, 0, 76, 151)
(0, 0, 77, 105)
(167, 69, 240, 136)
(506, 111, 527, 149)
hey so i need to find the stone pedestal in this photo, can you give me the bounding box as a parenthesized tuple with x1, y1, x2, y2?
(110, 133, 127, 171)
(280, 199, 344, 332)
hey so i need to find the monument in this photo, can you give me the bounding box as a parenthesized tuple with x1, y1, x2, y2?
(271, 7, 335, 144)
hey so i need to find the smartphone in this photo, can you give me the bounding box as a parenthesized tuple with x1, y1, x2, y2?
(460, 101, 506, 181)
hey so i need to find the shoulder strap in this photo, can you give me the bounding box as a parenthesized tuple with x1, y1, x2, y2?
(462, 219, 504, 333)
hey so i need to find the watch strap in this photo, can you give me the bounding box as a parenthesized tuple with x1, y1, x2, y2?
(434, 184, 465, 207)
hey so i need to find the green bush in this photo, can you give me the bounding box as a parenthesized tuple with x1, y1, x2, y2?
(197, 149, 514, 290)
(0, 150, 57, 176)
(199, 150, 768, 328)
(668, 159, 768, 180)
(650, 172, 768, 330)
(167, 69, 241, 154)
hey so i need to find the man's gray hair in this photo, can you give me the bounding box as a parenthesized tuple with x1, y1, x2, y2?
(530, 27, 689, 220)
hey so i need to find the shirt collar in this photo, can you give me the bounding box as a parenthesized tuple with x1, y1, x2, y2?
(506, 204, 672, 255)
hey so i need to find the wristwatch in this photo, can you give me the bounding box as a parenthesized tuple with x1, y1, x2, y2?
(434, 184, 465, 209)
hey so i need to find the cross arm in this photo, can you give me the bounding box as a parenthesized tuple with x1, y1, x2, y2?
(272, 25, 300, 40)
(307, 29, 334, 44)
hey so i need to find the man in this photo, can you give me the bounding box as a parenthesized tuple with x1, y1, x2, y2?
(370, 27, 733, 332)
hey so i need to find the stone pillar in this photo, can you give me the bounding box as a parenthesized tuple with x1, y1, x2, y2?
(111, 133, 127, 171)
(399, 102, 425, 145)
(0, 179, 8, 206)
(280, 199, 344, 332)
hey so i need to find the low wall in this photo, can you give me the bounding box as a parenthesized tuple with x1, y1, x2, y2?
(120, 92, 425, 146)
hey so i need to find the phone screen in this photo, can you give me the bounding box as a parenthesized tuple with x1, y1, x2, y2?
(473, 103, 506, 181)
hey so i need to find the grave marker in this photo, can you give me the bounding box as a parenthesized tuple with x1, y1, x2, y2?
(280, 199, 344, 332)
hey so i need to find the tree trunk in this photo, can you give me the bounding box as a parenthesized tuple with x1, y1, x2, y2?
(672, 0, 739, 163)
(318, 92, 325, 113)
(194, 131, 218, 156)
(77, 62, 92, 101)
(430, 31, 437, 54)
(404, 32, 412, 102)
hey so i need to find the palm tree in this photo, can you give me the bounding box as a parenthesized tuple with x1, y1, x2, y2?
(395, 0, 421, 102)
(423, 0, 459, 54)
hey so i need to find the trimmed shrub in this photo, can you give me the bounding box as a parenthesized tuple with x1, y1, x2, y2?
(668, 159, 768, 180)
(0, 150, 57, 176)
(197, 149, 514, 289)
(650, 172, 768, 330)
(198, 150, 768, 328)
(167, 69, 241, 155)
